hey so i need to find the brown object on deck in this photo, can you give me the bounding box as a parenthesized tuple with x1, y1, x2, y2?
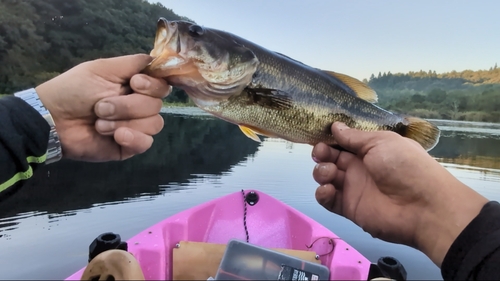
(80, 250, 145, 281)
(172, 241, 320, 280)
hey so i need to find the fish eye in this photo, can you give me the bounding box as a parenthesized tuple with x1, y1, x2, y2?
(189, 24, 204, 36)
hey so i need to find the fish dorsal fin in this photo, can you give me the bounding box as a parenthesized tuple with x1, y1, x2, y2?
(322, 70, 378, 103)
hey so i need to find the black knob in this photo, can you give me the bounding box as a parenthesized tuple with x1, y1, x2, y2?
(377, 256, 407, 281)
(245, 191, 259, 206)
(88, 232, 128, 263)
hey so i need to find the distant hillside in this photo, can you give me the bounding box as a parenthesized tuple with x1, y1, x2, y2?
(365, 66, 500, 123)
(367, 65, 500, 92)
(1, 1, 498, 122)
(0, 0, 193, 101)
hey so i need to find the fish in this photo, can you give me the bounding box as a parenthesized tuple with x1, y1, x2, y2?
(142, 18, 440, 151)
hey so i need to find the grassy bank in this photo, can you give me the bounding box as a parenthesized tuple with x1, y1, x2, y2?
(162, 102, 195, 108)
(406, 109, 500, 123)
(162, 98, 196, 108)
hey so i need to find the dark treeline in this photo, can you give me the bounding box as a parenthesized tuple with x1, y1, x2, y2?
(2, 0, 499, 121)
(0, 0, 190, 102)
(0, 114, 261, 218)
(366, 67, 500, 122)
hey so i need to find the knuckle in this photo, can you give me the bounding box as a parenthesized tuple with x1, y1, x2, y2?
(91, 58, 108, 68)
(125, 97, 135, 110)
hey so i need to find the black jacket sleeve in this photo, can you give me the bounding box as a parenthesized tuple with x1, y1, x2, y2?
(441, 201, 500, 280)
(0, 95, 50, 201)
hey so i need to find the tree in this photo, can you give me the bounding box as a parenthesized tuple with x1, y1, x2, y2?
(427, 88, 447, 104)
(0, 0, 50, 93)
(450, 99, 460, 119)
(0, 0, 194, 94)
(411, 94, 425, 103)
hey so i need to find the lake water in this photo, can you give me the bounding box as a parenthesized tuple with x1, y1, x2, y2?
(1, 107, 500, 280)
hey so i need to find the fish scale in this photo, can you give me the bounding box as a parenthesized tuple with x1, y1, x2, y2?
(143, 18, 441, 151)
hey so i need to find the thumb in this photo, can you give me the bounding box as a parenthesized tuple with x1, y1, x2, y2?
(90, 54, 153, 82)
(331, 122, 379, 156)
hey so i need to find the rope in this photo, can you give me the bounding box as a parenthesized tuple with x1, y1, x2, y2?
(241, 189, 249, 243)
(305, 236, 340, 256)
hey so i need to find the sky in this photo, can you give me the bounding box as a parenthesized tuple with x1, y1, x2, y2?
(154, 0, 500, 81)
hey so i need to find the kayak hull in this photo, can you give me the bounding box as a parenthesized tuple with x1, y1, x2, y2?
(65, 189, 371, 280)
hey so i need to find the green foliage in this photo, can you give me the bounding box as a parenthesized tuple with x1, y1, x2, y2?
(2, 0, 498, 122)
(0, 0, 191, 102)
(367, 67, 500, 122)
(163, 87, 191, 104)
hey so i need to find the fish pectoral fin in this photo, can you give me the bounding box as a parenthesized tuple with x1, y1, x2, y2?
(322, 70, 378, 103)
(246, 88, 293, 110)
(239, 125, 278, 142)
(239, 125, 262, 142)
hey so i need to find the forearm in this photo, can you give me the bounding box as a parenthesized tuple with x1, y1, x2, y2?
(0, 92, 53, 201)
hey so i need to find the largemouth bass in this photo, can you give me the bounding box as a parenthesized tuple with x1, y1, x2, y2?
(142, 18, 440, 151)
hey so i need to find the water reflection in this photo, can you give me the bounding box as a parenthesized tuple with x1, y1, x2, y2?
(429, 119, 500, 170)
(0, 113, 260, 219)
(0, 111, 499, 280)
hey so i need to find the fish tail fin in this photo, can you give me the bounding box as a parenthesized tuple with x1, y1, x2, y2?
(402, 117, 441, 151)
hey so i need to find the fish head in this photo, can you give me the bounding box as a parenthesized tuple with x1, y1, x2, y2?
(143, 18, 259, 102)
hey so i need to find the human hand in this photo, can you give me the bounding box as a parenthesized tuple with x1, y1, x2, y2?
(311, 122, 488, 266)
(35, 54, 171, 162)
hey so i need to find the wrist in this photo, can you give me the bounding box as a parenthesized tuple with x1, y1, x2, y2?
(14, 88, 63, 164)
(415, 176, 488, 267)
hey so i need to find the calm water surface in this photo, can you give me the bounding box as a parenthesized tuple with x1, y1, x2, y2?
(1, 108, 500, 280)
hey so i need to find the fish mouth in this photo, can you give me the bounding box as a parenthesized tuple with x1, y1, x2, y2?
(142, 18, 259, 103)
(143, 18, 194, 77)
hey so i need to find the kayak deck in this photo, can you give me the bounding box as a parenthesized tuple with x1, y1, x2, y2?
(65, 189, 371, 280)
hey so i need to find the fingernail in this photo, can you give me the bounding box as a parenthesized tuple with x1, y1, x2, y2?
(312, 156, 319, 163)
(318, 184, 329, 192)
(135, 76, 151, 89)
(97, 102, 115, 117)
(316, 164, 329, 177)
(122, 129, 134, 144)
(97, 120, 115, 132)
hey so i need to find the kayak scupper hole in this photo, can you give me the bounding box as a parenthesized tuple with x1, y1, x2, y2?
(382, 257, 397, 266)
(101, 234, 116, 241)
